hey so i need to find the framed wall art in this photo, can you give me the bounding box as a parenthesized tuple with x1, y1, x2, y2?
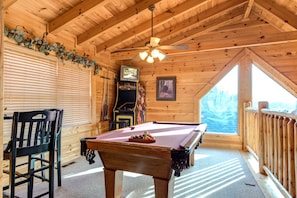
(156, 76, 176, 101)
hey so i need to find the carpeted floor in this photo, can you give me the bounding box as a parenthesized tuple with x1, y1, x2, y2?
(10, 147, 266, 198)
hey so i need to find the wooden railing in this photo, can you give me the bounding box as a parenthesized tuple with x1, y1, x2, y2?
(244, 101, 296, 198)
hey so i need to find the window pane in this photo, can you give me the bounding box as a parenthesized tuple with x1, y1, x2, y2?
(200, 66, 238, 134)
(252, 65, 297, 111)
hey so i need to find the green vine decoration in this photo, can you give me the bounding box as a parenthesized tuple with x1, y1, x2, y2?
(4, 26, 102, 75)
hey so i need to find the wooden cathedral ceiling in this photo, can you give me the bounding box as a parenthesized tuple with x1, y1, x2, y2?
(4, 0, 297, 61)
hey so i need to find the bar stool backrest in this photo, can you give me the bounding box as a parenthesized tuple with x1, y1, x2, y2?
(6, 110, 57, 157)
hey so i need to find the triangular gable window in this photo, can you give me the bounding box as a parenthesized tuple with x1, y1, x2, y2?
(201, 65, 238, 134)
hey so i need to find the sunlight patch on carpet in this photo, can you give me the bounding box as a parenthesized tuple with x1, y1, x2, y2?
(126, 185, 155, 198)
(63, 167, 104, 178)
(174, 158, 249, 198)
(194, 153, 209, 160)
(63, 167, 144, 179)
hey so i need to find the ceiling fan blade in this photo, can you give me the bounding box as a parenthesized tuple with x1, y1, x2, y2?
(132, 55, 140, 60)
(158, 45, 189, 50)
(114, 46, 147, 52)
(150, 37, 161, 47)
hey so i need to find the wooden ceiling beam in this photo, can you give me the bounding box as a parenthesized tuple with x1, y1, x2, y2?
(111, 31, 297, 60)
(161, 5, 245, 45)
(77, 0, 162, 45)
(187, 31, 297, 52)
(164, 16, 243, 46)
(110, 12, 243, 60)
(214, 14, 269, 32)
(3, 0, 17, 9)
(95, 0, 212, 52)
(48, 0, 106, 34)
(243, 0, 254, 19)
(254, 0, 297, 31)
(131, 0, 247, 48)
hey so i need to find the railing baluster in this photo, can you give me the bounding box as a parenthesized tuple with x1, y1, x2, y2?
(244, 101, 297, 197)
(282, 117, 289, 190)
(277, 115, 283, 183)
(273, 114, 278, 177)
(287, 118, 294, 196)
(267, 113, 272, 171)
(263, 113, 268, 165)
(291, 120, 296, 197)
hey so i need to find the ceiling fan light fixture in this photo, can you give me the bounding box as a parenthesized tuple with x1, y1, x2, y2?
(151, 48, 160, 58)
(158, 51, 166, 61)
(146, 55, 154, 63)
(139, 51, 148, 60)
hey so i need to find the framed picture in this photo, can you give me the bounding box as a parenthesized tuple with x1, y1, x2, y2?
(156, 76, 176, 101)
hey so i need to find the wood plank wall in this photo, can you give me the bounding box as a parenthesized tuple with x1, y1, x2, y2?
(1, 1, 4, 196)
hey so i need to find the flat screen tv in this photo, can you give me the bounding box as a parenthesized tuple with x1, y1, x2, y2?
(120, 65, 139, 82)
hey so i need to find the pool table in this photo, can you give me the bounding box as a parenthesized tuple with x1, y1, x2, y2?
(83, 121, 207, 198)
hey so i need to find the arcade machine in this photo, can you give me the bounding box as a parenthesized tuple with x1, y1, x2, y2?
(112, 65, 145, 129)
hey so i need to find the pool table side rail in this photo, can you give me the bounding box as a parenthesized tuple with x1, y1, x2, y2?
(194, 123, 207, 133)
(87, 140, 172, 159)
(179, 123, 207, 149)
(179, 132, 202, 150)
(153, 121, 201, 125)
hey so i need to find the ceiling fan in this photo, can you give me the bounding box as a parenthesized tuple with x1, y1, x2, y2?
(114, 4, 189, 63)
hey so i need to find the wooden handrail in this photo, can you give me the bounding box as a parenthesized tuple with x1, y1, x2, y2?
(244, 101, 296, 197)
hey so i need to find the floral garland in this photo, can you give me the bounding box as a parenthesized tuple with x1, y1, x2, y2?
(4, 26, 101, 75)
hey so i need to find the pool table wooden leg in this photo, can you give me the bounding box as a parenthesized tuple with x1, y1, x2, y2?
(190, 149, 195, 166)
(153, 172, 175, 198)
(104, 168, 123, 198)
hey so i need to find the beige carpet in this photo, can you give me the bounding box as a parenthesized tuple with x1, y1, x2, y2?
(9, 147, 265, 198)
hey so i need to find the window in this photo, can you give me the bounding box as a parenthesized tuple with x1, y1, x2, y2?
(200, 66, 238, 134)
(3, 44, 91, 129)
(252, 65, 297, 111)
(200, 64, 297, 135)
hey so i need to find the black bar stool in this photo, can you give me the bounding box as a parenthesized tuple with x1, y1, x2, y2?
(3, 110, 60, 198)
(35, 108, 64, 186)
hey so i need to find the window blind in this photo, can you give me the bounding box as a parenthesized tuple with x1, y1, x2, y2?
(57, 62, 91, 125)
(3, 44, 91, 135)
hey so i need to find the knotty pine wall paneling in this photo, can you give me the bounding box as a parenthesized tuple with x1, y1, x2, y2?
(1, 0, 5, 195)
